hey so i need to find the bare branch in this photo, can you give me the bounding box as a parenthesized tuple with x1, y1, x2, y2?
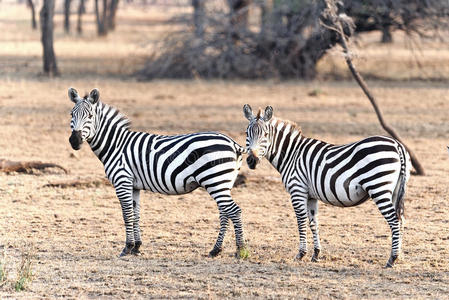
(324, 0, 425, 175)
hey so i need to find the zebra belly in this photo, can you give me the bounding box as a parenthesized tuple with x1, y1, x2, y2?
(318, 183, 370, 207)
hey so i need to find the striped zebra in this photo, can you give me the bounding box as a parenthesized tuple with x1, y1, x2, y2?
(243, 104, 411, 267)
(68, 87, 248, 257)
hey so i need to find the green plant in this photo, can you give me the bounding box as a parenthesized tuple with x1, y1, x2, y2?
(14, 251, 33, 291)
(238, 247, 250, 259)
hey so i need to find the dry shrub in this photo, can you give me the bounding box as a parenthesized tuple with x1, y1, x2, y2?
(138, 1, 337, 80)
(138, 0, 449, 80)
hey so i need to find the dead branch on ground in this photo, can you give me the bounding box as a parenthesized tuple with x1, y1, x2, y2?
(0, 159, 68, 174)
(43, 178, 110, 188)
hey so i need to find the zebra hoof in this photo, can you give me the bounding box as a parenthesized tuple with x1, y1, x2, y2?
(384, 255, 398, 268)
(119, 248, 131, 257)
(208, 247, 222, 258)
(295, 250, 307, 261)
(119, 242, 135, 257)
(131, 241, 142, 256)
(311, 248, 320, 262)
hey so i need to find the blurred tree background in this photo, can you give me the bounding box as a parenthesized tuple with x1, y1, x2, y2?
(20, 0, 448, 79)
(139, 0, 449, 79)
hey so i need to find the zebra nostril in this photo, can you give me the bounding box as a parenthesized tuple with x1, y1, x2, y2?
(69, 130, 83, 150)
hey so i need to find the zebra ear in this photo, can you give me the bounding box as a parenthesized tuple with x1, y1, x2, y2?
(68, 87, 79, 103)
(89, 88, 100, 104)
(243, 104, 254, 121)
(263, 106, 273, 121)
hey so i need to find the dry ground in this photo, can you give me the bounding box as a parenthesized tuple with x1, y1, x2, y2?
(0, 3, 449, 299)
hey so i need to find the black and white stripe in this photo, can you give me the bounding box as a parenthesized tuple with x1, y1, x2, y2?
(243, 105, 411, 267)
(68, 87, 247, 257)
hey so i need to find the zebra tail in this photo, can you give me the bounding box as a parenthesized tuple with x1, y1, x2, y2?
(235, 143, 249, 154)
(394, 144, 408, 223)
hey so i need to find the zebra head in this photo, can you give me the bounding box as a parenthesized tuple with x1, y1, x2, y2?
(68, 87, 100, 150)
(243, 104, 273, 169)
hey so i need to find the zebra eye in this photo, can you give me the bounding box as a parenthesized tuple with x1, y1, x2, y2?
(88, 113, 93, 118)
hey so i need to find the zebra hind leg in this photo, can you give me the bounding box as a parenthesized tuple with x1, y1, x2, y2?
(227, 203, 249, 258)
(131, 189, 142, 256)
(209, 210, 229, 257)
(307, 198, 321, 262)
(371, 192, 402, 267)
(209, 189, 247, 258)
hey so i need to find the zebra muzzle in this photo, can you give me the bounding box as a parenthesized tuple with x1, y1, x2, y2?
(69, 130, 83, 150)
(247, 155, 260, 169)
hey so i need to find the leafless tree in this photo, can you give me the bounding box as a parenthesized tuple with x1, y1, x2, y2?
(77, 0, 86, 34)
(64, 0, 72, 33)
(40, 0, 58, 76)
(94, 0, 120, 36)
(322, 0, 425, 175)
(94, 0, 107, 35)
(192, 0, 205, 38)
(107, 0, 119, 30)
(27, 0, 37, 29)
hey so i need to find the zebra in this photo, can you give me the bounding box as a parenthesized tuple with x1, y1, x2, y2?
(243, 104, 411, 267)
(68, 87, 248, 258)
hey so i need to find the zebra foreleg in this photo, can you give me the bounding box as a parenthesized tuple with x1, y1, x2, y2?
(372, 194, 402, 267)
(131, 189, 142, 256)
(209, 210, 229, 257)
(307, 198, 321, 262)
(291, 191, 309, 261)
(115, 182, 136, 257)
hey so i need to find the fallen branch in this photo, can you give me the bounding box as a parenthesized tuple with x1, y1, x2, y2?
(43, 178, 110, 188)
(0, 159, 68, 174)
(323, 0, 425, 175)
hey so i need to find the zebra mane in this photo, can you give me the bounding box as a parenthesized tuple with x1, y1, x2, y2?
(256, 108, 262, 120)
(100, 102, 132, 131)
(272, 117, 302, 134)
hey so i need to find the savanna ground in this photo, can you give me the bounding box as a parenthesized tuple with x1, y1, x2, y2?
(0, 2, 449, 298)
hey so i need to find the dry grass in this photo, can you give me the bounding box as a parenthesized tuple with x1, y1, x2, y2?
(0, 2, 448, 299)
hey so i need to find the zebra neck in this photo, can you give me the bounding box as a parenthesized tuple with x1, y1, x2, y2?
(266, 120, 303, 173)
(88, 103, 131, 164)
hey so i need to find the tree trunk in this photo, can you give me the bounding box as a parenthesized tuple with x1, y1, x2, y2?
(102, 0, 108, 32)
(95, 0, 107, 35)
(27, 0, 37, 29)
(381, 26, 393, 43)
(64, 0, 72, 33)
(107, 0, 119, 31)
(192, 0, 205, 38)
(77, 0, 85, 34)
(40, 0, 59, 76)
(334, 16, 425, 175)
